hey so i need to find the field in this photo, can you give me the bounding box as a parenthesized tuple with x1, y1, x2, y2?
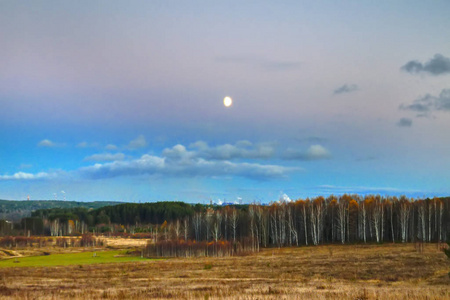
(0, 250, 146, 268)
(0, 243, 449, 299)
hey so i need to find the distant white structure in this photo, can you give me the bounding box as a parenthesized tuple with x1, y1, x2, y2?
(278, 193, 292, 203)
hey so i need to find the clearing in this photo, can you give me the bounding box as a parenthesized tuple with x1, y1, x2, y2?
(0, 243, 448, 299)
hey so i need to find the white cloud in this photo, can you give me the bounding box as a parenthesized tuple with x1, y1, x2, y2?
(282, 145, 331, 160)
(0, 172, 49, 180)
(187, 141, 275, 160)
(3, 142, 300, 182)
(127, 135, 147, 150)
(37, 139, 64, 147)
(307, 145, 331, 159)
(80, 151, 296, 180)
(278, 193, 292, 203)
(83, 153, 125, 162)
(189, 141, 209, 151)
(80, 154, 165, 179)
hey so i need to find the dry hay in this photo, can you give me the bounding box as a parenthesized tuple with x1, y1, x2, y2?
(0, 243, 448, 299)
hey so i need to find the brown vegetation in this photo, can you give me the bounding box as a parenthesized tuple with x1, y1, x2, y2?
(0, 234, 104, 249)
(0, 243, 449, 299)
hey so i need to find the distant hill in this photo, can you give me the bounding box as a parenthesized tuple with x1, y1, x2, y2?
(0, 200, 123, 222)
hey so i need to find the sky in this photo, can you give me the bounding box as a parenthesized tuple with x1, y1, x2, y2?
(1, 1, 450, 203)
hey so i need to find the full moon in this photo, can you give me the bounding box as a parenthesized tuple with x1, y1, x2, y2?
(223, 96, 232, 107)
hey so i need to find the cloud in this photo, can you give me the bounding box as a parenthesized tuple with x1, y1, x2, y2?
(316, 185, 422, 196)
(3, 141, 299, 182)
(215, 55, 301, 71)
(127, 135, 147, 150)
(77, 142, 88, 148)
(333, 84, 359, 95)
(83, 153, 125, 162)
(105, 144, 118, 150)
(436, 89, 450, 110)
(296, 136, 328, 144)
(77, 141, 99, 148)
(37, 139, 65, 147)
(282, 145, 331, 160)
(187, 141, 275, 160)
(80, 155, 165, 179)
(80, 153, 297, 181)
(401, 54, 450, 75)
(162, 144, 196, 164)
(0, 172, 49, 180)
(400, 88, 450, 115)
(397, 118, 412, 127)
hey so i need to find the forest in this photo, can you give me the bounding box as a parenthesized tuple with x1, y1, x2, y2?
(0, 199, 120, 221)
(1, 196, 448, 250)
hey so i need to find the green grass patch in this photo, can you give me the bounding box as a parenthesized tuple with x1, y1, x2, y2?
(0, 250, 147, 268)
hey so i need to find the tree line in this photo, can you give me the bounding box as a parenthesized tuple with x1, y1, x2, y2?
(0, 200, 120, 222)
(2, 196, 449, 247)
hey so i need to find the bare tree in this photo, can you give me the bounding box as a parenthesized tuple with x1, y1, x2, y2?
(337, 198, 348, 244)
(301, 200, 309, 245)
(418, 200, 426, 242)
(230, 207, 239, 243)
(183, 217, 189, 241)
(212, 210, 222, 242)
(287, 203, 298, 246)
(193, 212, 202, 241)
(399, 197, 411, 243)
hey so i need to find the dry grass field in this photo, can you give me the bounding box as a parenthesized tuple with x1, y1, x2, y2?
(0, 243, 449, 299)
(102, 237, 148, 248)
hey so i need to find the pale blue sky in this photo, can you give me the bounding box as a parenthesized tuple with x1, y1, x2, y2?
(1, 1, 450, 202)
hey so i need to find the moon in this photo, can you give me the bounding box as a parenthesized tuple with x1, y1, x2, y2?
(223, 96, 232, 107)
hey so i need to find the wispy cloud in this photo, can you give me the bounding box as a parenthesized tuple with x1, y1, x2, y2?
(77, 141, 99, 148)
(127, 135, 147, 150)
(315, 185, 422, 196)
(105, 144, 118, 150)
(400, 88, 450, 116)
(397, 118, 412, 127)
(0, 172, 50, 180)
(282, 145, 331, 161)
(186, 141, 275, 160)
(333, 84, 359, 95)
(84, 153, 125, 162)
(401, 54, 450, 76)
(295, 136, 329, 144)
(18, 163, 32, 169)
(37, 139, 65, 147)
